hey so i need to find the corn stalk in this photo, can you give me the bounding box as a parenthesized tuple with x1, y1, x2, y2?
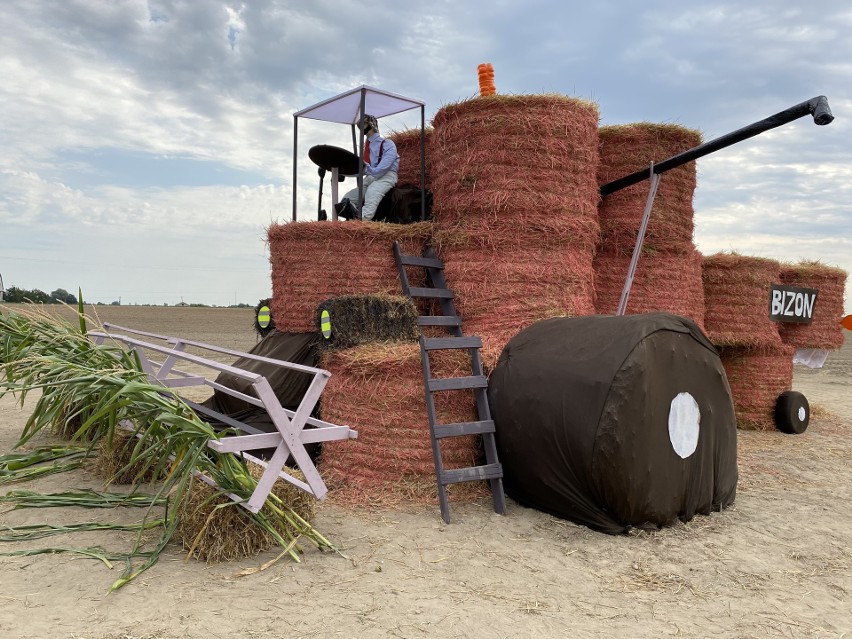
(0, 304, 337, 590)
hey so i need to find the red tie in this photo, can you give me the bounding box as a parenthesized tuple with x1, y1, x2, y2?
(363, 140, 370, 164)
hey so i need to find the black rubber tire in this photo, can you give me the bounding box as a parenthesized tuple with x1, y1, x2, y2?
(774, 391, 810, 434)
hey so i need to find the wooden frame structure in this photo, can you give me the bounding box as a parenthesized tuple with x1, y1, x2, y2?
(88, 324, 357, 513)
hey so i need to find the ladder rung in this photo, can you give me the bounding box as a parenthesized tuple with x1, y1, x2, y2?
(398, 254, 444, 269)
(409, 287, 453, 299)
(417, 316, 462, 327)
(428, 375, 488, 392)
(441, 464, 503, 485)
(423, 336, 482, 350)
(434, 420, 495, 439)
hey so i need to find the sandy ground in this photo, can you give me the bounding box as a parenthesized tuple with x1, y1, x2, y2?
(0, 307, 849, 639)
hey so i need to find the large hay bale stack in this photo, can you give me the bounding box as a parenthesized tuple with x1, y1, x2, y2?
(267, 221, 432, 332)
(388, 127, 432, 189)
(597, 124, 701, 255)
(317, 343, 483, 504)
(429, 94, 601, 366)
(717, 344, 795, 431)
(593, 252, 706, 331)
(702, 253, 783, 349)
(593, 123, 705, 328)
(778, 261, 847, 350)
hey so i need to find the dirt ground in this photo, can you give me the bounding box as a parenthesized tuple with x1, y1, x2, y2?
(0, 306, 850, 639)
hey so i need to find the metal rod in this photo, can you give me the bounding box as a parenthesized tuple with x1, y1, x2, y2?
(617, 165, 661, 315)
(357, 88, 366, 212)
(420, 105, 427, 220)
(601, 95, 834, 197)
(292, 116, 298, 221)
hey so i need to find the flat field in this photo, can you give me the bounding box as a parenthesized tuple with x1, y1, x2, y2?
(0, 304, 849, 639)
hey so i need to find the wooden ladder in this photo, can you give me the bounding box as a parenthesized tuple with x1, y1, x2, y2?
(393, 241, 507, 523)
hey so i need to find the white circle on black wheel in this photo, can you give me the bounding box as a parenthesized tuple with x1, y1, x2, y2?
(798, 406, 807, 422)
(668, 392, 700, 459)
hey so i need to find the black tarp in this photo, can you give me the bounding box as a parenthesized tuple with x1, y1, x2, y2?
(488, 312, 737, 534)
(200, 331, 321, 461)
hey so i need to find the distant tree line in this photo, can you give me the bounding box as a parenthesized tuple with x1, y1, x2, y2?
(1, 287, 78, 304)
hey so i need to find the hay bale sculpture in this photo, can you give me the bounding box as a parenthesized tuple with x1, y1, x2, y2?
(430, 94, 600, 367)
(594, 124, 706, 330)
(488, 313, 737, 533)
(388, 127, 432, 190)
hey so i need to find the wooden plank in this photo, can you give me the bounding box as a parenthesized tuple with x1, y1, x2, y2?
(417, 316, 462, 327)
(433, 420, 495, 438)
(428, 375, 488, 392)
(422, 336, 482, 350)
(397, 254, 444, 268)
(408, 286, 453, 299)
(441, 464, 503, 484)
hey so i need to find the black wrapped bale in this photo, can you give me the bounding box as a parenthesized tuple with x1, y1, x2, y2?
(488, 312, 737, 534)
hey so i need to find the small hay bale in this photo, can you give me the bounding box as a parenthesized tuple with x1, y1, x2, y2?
(778, 261, 848, 350)
(316, 293, 419, 349)
(92, 429, 164, 485)
(176, 466, 316, 564)
(388, 127, 432, 189)
(718, 344, 795, 431)
(702, 253, 783, 349)
(317, 343, 483, 504)
(593, 250, 706, 331)
(430, 94, 600, 237)
(268, 221, 432, 332)
(598, 123, 702, 255)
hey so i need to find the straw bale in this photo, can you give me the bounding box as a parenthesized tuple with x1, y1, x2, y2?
(388, 127, 432, 189)
(702, 253, 783, 349)
(316, 293, 419, 349)
(429, 94, 600, 233)
(176, 466, 316, 563)
(434, 234, 597, 367)
(92, 429, 164, 485)
(317, 343, 483, 503)
(718, 344, 795, 431)
(593, 250, 706, 331)
(778, 261, 848, 350)
(598, 123, 702, 255)
(268, 221, 432, 332)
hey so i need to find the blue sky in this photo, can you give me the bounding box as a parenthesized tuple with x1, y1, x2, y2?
(1, 1, 849, 313)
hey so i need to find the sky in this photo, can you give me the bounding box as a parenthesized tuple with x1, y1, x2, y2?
(1, 1, 850, 314)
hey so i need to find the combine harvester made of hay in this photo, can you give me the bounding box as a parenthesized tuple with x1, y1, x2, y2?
(600, 95, 836, 435)
(89, 323, 358, 513)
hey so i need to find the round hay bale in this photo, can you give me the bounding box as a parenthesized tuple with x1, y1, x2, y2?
(430, 94, 600, 244)
(778, 261, 847, 350)
(598, 123, 702, 255)
(388, 127, 432, 189)
(316, 343, 483, 504)
(702, 253, 783, 349)
(433, 228, 597, 368)
(489, 313, 737, 533)
(176, 466, 316, 564)
(593, 250, 706, 331)
(268, 221, 432, 332)
(718, 344, 795, 431)
(316, 293, 419, 349)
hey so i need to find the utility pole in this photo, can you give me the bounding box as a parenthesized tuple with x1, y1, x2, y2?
(0, 272, 4, 302)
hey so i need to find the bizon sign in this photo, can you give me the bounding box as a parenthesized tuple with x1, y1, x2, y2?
(769, 284, 818, 324)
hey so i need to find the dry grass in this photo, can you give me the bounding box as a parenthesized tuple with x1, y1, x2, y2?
(175, 465, 316, 564)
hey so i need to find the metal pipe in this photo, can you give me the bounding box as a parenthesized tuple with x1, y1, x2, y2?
(292, 116, 298, 221)
(420, 105, 427, 220)
(600, 95, 835, 197)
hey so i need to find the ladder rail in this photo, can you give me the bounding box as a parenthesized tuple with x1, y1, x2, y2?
(392, 241, 506, 523)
